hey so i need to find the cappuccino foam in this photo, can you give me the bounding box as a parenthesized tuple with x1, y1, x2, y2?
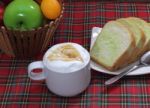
(43, 43, 90, 73)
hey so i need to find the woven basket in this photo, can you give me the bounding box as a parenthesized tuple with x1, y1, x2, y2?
(0, 0, 64, 59)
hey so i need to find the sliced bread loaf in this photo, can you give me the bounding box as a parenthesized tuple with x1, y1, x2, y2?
(90, 21, 135, 71)
(116, 18, 145, 62)
(127, 17, 150, 52)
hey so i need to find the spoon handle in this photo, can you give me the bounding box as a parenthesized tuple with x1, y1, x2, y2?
(105, 65, 141, 86)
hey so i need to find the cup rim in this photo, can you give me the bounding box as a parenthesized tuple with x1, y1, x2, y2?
(42, 42, 90, 74)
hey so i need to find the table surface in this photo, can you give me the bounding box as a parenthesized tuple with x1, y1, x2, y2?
(1, 1, 150, 108)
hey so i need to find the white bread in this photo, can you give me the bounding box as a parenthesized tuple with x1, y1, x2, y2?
(116, 18, 145, 62)
(127, 17, 150, 52)
(90, 21, 135, 71)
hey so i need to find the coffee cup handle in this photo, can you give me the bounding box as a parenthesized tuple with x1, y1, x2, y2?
(28, 61, 46, 80)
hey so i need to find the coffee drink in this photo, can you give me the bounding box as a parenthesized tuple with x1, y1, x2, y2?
(28, 42, 91, 96)
(43, 42, 90, 73)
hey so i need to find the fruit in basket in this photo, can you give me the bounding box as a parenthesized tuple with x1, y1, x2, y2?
(3, 0, 44, 30)
(0, 1, 4, 25)
(41, 0, 61, 19)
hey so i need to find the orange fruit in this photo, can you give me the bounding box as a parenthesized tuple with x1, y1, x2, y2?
(41, 0, 61, 20)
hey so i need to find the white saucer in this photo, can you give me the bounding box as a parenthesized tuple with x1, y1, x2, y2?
(90, 27, 150, 76)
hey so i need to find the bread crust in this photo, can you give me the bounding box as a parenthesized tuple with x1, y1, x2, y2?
(117, 18, 146, 64)
(127, 17, 150, 51)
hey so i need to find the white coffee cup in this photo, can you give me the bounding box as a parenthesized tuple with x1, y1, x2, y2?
(28, 42, 91, 97)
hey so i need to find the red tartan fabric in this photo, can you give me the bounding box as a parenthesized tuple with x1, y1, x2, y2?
(1, 1, 150, 108)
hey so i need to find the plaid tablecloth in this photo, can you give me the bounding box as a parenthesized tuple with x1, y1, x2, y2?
(1, 0, 150, 108)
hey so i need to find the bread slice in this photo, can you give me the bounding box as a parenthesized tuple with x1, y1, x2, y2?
(90, 21, 135, 71)
(127, 17, 150, 53)
(116, 18, 145, 62)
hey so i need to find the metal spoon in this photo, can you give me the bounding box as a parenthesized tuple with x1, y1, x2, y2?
(105, 51, 150, 86)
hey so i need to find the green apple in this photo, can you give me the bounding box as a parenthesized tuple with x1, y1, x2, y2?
(3, 0, 43, 31)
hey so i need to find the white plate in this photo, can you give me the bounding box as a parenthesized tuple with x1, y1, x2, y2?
(90, 27, 150, 76)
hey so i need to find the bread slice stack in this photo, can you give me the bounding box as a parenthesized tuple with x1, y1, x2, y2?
(90, 17, 150, 71)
